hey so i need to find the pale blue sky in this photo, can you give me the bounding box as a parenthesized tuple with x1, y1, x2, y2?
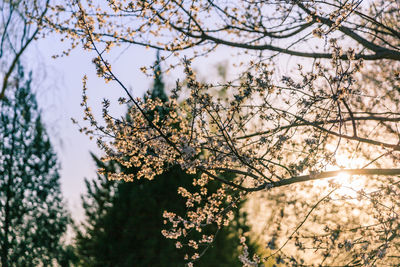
(23, 25, 305, 222)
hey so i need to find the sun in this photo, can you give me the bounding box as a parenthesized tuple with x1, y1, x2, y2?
(334, 171, 365, 198)
(312, 171, 366, 201)
(313, 148, 367, 199)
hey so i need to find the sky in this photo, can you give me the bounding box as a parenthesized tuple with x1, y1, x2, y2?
(23, 20, 309, 222)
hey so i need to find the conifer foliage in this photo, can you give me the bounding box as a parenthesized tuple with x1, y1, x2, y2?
(0, 69, 70, 266)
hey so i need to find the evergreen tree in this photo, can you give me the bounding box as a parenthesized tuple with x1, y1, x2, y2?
(76, 54, 254, 266)
(0, 69, 70, 266)
(150, 51, 168, 103)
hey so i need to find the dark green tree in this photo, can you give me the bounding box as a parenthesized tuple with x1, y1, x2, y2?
(150, 51, 168, 103)
(0, 69, 71, 266)
(76, 54, 254, 266)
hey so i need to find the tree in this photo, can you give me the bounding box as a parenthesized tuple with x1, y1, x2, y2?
(0, 68, 70, 266)
(0, 0, 50, 100)
(75, 58, 255, 266)
(54, 1, 400, 265)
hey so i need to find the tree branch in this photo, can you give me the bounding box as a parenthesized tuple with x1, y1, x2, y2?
(270, 168, 400, 188)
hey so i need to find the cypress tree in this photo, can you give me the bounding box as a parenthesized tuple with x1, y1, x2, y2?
(0, 69, 70, 266)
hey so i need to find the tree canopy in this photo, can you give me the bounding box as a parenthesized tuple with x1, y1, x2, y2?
(48, 0, 400, 62)
(46, 0, 400, 265)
